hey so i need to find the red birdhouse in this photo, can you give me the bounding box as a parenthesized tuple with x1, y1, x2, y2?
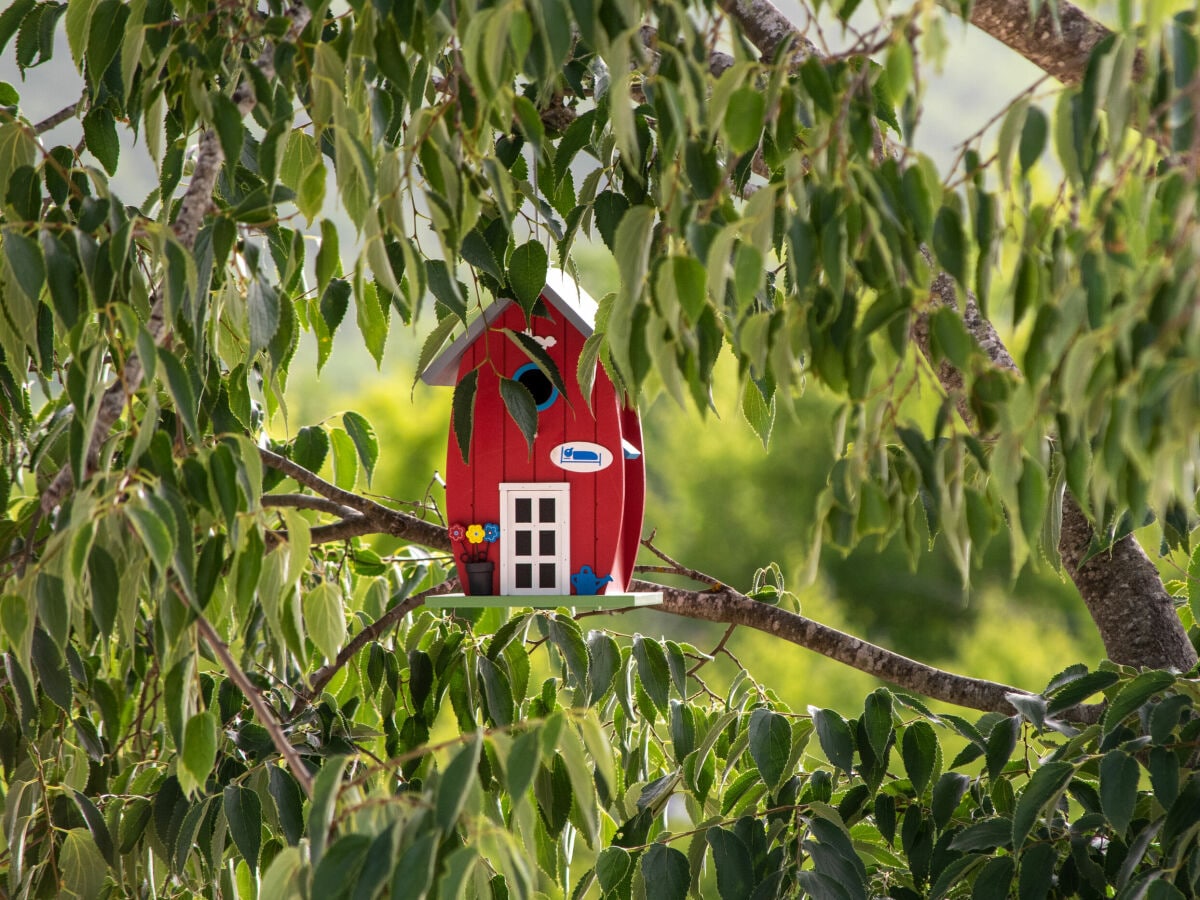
(420, 270, 661, 609)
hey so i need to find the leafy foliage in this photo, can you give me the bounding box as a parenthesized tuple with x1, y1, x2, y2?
(0, 0, 1197, 894)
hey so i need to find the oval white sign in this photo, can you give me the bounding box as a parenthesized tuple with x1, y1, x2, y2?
(550, 442, 613, 472)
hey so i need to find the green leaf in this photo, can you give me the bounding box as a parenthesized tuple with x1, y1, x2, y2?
(596, 846, 632, 894)
(312, 834, 371, 898)
(508, 240, 548, 317)
(436, 731, 482, 832)
(973, 856, 1015, 900)
(1104, 670, 1176, 734)
(71, 790, 115, 866)
(812, 707, 855, 774)
(592, 189, 629, 251)
(707, 827, 755, 900)
(557, 721, 599, 843)
(1099, 750, 1139, 837)
(499, 376, 538, 454)
(862, 688, 894, 762)
(290, 425, 330, 476)
(640, 843, 689, 900)
(502, 327, 569, 402)
(0, 0, 34, 57)
(723, 86, 766, 155)
(247, 273, 280, 360)
(210, 92, 244, 172)
(156, 348, 199, 442)
(260, 847, 306, 899)
(548, 614, 589, 690)
(329, 426, 359, 491)
(4, 228, 43, 304)
(355, 278, 389, 366)
(223, 785, 262, 873)
(426, 258, 467, 322)
(60, 828, 108, 900)
(633, 633, 671, 714)
(126, 503, 174, 576)
(586, 629, 620, 705)
(932, 204, 966, 286)
(477, 655, 514, 727)
(505, 727, 542, 802)
(82, 105, 119, 175)
(392, 830, 440, 900)
(1019, 106, 1048, 172)
(748, 708, 791, 793)
(452, 367, 478, 464)
(179, 710, 218, 797)
(985, 716, 1020, 782)
(341, 411, 378, 487)
(932, 772, 970, 830)
(308, 756, 350, 866)
(948, 817, 1013, 852)
(268, 766, 305, 846)
(304, 582, 345, 663)
(1011, 760, 1074, 847)
(741, 379, 775, 450)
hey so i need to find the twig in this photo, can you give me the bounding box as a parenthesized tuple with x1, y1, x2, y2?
(291, 578, 458, 715)
(262, 493, 357, 517)
(34, 98, 84, 134)
(690, 624, 737, 676)
(193, 612, 314, 796)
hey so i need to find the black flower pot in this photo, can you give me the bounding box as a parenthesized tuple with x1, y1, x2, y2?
(464, 561, 494, 595)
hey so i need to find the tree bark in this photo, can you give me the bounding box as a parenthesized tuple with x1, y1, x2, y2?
(918, 274, 1197, 671)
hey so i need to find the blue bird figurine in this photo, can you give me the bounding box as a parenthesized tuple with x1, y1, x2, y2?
(571, 566, 613, 595)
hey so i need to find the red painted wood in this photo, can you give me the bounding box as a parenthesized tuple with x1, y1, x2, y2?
(614, 406, 646, 592)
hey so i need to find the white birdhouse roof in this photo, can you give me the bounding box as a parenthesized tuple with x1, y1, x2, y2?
(418, 268, 599, 386)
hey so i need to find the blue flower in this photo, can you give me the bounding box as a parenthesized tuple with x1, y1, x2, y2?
(484, 523, 500, 543)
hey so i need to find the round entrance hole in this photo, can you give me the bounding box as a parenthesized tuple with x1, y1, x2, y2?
(513, 363, 559, 411)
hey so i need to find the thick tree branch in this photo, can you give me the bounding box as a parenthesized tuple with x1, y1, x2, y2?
(967, 0, 1127, 85)
(916, 274, 1197, 671)
(722, 0, 1118, 87)
(633, 579, 1034, 715)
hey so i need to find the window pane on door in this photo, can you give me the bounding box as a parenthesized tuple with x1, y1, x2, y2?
(539, 531, 555, 554)
(539, 498, 555, 521)
(516, 564, 532, 589)
(516, 498, 532, 523)
(516, 531, 532, 556)
(539, 564, 557, 588)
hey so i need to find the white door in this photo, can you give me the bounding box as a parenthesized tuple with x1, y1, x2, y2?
(500, 483, 570, 594)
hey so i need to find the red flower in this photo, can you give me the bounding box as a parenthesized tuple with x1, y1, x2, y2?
(448, 522, 467, 543)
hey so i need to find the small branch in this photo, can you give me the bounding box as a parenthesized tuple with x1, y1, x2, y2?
(194, 613, 314, 796)
(304, 517, 378, 545)
(259, 448, 452, 551)
(263, 493, 358, 517)
(34, 98, 84, 134)
(291, 578, 458, 715)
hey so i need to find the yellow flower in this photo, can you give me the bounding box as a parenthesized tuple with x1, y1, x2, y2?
(466, 524, 486, 544)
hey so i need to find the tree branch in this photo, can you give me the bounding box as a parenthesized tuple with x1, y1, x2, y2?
(262, 493, 358, 517)
(37, 4, 313, 518)
(291, 578, 458, 715)
(633, 579, 1037, 714)
(915, 275, 1198, 671)
(720, 0, 1119, 86)
(194, 612, 314, 796)
(259, 448, 452, 551)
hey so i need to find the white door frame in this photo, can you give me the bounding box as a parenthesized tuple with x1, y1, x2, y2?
(499, 482, 571, 595)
